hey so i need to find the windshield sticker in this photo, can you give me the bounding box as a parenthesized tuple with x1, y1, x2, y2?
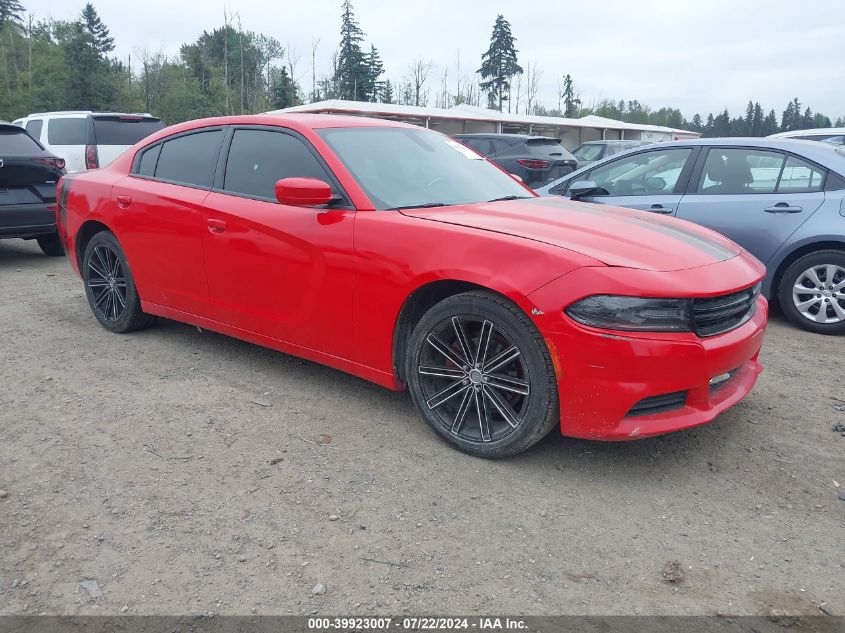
(445, 140, 483, 159)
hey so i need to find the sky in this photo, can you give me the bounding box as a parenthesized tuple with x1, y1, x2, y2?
(30, 0, 845, 120)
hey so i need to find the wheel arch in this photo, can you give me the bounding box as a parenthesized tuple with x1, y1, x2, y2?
(391, 279, 533, 384)
(768, 238, 845, 300)
(75, 220, 114, 273)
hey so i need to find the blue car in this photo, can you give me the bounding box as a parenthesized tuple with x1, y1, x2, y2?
(536, 138, 845, 334)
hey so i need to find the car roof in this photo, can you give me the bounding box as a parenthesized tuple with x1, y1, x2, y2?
(580, 140, 648, 145)
(454, 133, 556, 140)
(768, 127, 845, 138)
(24, 111, 158, 119)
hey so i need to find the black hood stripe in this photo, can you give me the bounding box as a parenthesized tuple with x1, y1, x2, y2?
(526, 198, 737, 262)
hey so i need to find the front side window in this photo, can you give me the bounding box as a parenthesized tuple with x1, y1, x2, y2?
(318, 127, 530, 210)
(47, 118, 86, 145)
(25, 119, 43, 140)
(696, 148, 783, 194)
(223, 129, 332, 200)
(154, 130, 222, 188)
(587, 148, 692, 196)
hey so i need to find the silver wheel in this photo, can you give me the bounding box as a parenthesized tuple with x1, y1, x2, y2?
(792, 264, 845, 324)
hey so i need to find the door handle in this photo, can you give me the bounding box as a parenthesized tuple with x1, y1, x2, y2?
(764, 203, 802, 213)
(115, 195, 132, 208)
(647, 204, 673, 214)
(207, 218, 227, 234)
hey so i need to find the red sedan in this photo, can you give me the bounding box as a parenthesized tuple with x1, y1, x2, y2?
(57, 115, 768, 458)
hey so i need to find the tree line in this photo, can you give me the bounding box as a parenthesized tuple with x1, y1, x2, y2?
(0, 0, 841, 137)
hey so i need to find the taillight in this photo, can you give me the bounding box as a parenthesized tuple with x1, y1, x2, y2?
(517, 159, 552, 169)
(85, 145, 99, 170)
(33, 157, 66, 171)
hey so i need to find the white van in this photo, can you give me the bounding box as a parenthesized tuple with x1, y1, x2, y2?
(12, 111, 166, 172)
(767, 127, 845, 145)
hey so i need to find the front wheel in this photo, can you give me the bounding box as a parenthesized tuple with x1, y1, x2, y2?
(406, 291, 559, 458)
(82, 231, 155, 333)
(778, 250, 845, 335)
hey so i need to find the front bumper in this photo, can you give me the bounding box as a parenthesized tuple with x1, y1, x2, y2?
(0, 203, 57, 238)
(525, 256, 768, 441)
(547, 296, 767, 439)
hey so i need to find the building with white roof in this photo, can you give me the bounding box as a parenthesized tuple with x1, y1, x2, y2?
(267, 100, 699, 149)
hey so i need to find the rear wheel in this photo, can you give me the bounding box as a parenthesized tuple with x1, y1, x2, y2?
(37, 234, 64, 256)
(82, 231, 155, 333)
(406, 291, 559, 458)
(778, 250, 845, 334)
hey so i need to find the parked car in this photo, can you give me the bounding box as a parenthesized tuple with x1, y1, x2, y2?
(12, 111, 165, 172)
(58, 114, 767, 458)
(768, 128, 845, 146)
(536, 138, 845, 334)
(453, 133, 577, 187)
(571, 139, 653, 168)
(0, 123, 66, 255)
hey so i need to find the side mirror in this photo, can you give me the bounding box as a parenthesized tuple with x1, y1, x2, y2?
(274, 177, 333, 206)
(569, 180, 599, 200)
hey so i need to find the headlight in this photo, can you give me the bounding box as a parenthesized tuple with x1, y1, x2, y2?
(565, 295, 691, 332)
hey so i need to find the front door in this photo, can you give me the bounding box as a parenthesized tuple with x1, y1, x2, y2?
(201, 127, 355, 357)
(571, 146, 696, 216)
(675, 147, 826, 264)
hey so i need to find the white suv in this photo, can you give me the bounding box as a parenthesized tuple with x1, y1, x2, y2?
(12, 111, 165, 172)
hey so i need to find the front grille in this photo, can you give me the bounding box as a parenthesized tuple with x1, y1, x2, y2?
(692, 285, 759, 337)
(626, 391, 688, 417)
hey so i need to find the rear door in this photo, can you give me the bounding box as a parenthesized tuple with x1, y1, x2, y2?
(43, 117, 87, 172)
(92, 115, 166, 166)
(675, 146, 826, 264)
(565, 146, 698, 215)
(112, 128, 222, 316)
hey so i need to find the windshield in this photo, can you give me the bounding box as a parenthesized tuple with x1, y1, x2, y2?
(317, 127, 531, 209)
(572, 144, 604, 162)
(93, 117, 165, 145)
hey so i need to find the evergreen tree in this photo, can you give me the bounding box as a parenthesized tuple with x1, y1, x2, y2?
(781, 98, 801, 131)
(334, 0, 368, 101)
(362, 45, 383, 102)
(801, 107, 814, 129)
(812, 113, 832, 128)
(0, 0, 24, 26)
(704, 113, 715, 136)
(380, 79, 395, 104)
(762, 109, 779, 136)
(81, 3, 114, 55)
(712, 109, 731, 136)
(62, 21, 104, 109)
(743, 100, 754, 135)
(690, 113, 703, 132)
(270, 66, 300, 109)
(478, 14, 522, 111)
(751, 102, 764, 136)
(561, 74, 580, 117)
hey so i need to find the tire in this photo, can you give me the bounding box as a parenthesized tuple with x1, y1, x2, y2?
(37, 234, 64, 257)
(82, 231, 155, 333)
(405, 290, 559, 458)
(778, 249, 845, 335)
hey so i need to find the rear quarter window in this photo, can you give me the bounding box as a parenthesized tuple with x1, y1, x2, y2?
(154, 130, 223, 188)
(47, 118, 87, 145)
(25, 119, 43, 139)
(0, 127, 44, 153)
(93, 117, 165, 145)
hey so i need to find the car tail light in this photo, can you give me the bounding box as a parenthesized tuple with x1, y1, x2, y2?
(33, 157, 66, 171)
(516, 159, 552, 169)
(85, 144, 99, 170)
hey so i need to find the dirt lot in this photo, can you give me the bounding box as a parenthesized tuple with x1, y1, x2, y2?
(1, 238, 843, 617)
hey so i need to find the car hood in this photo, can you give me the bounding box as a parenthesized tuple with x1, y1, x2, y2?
(400, 197, 740, 272)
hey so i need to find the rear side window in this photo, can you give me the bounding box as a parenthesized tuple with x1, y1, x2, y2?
(93, 117, 165, 146)
(155, 130, 222, 188)
(777, 156, 825, 192)
(223, 129, 332, 200)
(25, 119, 43, 139)
(47, 118, 87, 145)
(697, 148, 783, 194)
(490, 138, 512, 154)
(136, 144, 161, 177)
(460, 137, 491, 155)
(0, 127, 43, 153)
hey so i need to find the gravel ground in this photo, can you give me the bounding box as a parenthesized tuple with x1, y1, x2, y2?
(1, 238, 843, 616)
